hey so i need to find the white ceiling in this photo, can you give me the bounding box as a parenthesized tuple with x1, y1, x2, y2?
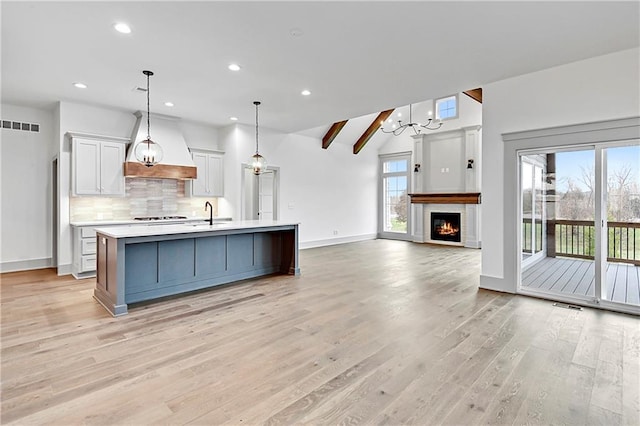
(2, 1, 638, 134)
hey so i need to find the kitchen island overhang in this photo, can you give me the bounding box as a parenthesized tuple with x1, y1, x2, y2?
(93, 220, 300, 316)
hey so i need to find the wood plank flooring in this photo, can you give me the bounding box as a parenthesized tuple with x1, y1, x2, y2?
(2, 240, 639, 425)
(522, 256, 640, 305)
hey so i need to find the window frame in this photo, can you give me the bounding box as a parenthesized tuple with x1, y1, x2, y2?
(434, 94, 459, 121)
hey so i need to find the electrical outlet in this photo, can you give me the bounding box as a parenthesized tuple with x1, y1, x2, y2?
(333, 230, 338, 235)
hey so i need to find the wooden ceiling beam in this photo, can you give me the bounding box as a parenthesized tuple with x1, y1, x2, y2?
(353, 109, 394, 155)
(463, 88, 482, 104)
(322, 120, 348, 149)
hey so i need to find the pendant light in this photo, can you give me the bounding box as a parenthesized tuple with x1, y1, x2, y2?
(249, 100, 267, 175)
(134, 70, 163, 167)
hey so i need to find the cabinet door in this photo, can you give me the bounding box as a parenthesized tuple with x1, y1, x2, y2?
(191, 152, 209, 196)
(207, 154, 224, 197)
(74, 139, 101, 195)
(100, 142, 125, 195)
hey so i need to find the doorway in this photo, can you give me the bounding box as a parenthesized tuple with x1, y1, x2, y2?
(519, 143, 639, 311)
(52, 157, 58, 270)
(378, 152, 411, 240)
(241, 165, 279, 221)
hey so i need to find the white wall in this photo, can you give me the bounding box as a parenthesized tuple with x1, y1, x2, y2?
(219, 123, 378, 246)
(1, 104, 55, 271)
(481, 47, 640, 293)
(180, 120, 220, 151)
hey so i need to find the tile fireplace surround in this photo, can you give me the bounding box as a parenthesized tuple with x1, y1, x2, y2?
(409, 193, 481, 249)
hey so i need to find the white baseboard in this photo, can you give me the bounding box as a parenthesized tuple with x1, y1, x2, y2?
(0, 257, 52, 273)
(300, 233, 377, 250)
(464, 239, 481, 249)
(57, 263, 72, 276)
(412, 234, 425, 243)
(480, 274, 515, 293)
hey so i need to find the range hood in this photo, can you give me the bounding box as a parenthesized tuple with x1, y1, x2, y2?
(124, 111, 197, 179)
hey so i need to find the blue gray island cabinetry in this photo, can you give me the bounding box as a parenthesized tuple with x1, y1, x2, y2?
(93, 220, 300, 316)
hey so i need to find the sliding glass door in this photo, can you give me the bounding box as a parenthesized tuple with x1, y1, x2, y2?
(603, 144, 640, 305)
(520, 143, 640, 311)
(521, 157, 545, 268)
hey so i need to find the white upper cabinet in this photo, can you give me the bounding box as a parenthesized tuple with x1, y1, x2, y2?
(189, 149, 224, 197)
(69, 133, 129, 196)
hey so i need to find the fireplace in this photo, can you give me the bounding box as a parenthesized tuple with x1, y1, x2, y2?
(431, 212, 461, 243)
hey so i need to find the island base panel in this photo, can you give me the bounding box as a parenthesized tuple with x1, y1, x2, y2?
(95, 225, 299, 316)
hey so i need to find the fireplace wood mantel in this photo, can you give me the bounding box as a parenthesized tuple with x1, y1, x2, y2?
(408, 192, 481, 204)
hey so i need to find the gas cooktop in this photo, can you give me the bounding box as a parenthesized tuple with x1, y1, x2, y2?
(133, 216, 188, 221)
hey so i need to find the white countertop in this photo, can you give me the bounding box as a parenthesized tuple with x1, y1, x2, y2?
(70, 217, 231, 227)
(93, 220, 299, 238)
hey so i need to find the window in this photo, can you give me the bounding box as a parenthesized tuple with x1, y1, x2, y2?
(379, 153, 412, 240)
(435, 94, 458, 120)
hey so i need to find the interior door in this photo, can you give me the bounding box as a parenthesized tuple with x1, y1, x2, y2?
(242, 166, 278, 221)
(258, 171, 275, 221)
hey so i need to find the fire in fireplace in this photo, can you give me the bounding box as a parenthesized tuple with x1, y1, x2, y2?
(431, 212, 461, 242)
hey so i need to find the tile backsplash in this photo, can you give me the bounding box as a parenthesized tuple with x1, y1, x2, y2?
(70, 178, 218, 221)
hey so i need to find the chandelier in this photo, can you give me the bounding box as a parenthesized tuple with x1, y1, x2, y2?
(134, 70, 163, 167)
(379, 104, 442, 136)
(249, 101, 267, 175)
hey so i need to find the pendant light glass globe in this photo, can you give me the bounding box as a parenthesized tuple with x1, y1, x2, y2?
(135, 137, 163, 167)
(249, 100, 267, 175)
(135, 70, 162, 167)
(250, 153, 267, 175)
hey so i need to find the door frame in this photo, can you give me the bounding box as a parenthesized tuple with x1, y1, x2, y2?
(378, 152, 412, 241)
(520, 155, 546, 269)
(240, 164, 279, 221)
(504, 117, 640, 315)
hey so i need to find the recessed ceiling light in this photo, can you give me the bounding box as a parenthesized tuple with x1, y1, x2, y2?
(230, 117, 238, 121)
(164, 101, 174, 107)
(114, 22, 131, 34)
(73, 82, 87, 89)
(301, 89, 311, 96)
(228, 64, 241, 71)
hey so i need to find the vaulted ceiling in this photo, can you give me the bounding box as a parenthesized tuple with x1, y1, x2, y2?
(2, 1, 638, 133)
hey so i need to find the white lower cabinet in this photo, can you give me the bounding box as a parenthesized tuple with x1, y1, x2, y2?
(73, 227, 98, 278)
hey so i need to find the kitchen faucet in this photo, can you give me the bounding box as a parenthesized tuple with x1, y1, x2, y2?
(204, 201, 213, 225)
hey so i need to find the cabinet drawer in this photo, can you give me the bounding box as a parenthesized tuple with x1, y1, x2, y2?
(81, 255, 96, 272)
(82, 239, 97, 255)
(81, 228, 96, 238)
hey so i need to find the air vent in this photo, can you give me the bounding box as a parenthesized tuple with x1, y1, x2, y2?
(1, 119, 39, 132)
(552, 302, 583, 311)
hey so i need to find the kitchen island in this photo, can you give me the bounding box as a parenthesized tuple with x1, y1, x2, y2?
(93, 220, 300, 316)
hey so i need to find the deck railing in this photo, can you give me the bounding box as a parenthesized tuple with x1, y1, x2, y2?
(522, 219, 640, 265)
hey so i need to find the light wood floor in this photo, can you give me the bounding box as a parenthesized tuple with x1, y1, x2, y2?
(522, 256, 640, 305)
(1, 240, 639, 425)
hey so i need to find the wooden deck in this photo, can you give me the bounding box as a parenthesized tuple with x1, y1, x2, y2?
(522, 256, 640, 305)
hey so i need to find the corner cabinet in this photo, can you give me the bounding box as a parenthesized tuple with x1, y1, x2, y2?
(68, 132, 129, 196)
(189, 149, 224, 197)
